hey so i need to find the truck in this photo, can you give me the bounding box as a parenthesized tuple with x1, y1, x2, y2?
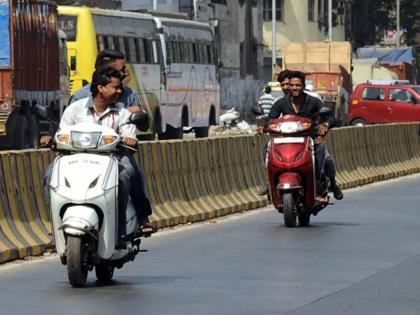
(0, 0, 61, 149)
(284, 41, 352, 124)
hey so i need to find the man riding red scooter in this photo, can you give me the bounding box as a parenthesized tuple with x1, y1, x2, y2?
(256, 70, 343, 227)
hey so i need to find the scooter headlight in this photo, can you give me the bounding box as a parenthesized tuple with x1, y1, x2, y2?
(71, 131, 102, 149)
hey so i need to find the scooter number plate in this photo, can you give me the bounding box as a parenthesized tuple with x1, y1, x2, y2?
(273, 137, 304, 144)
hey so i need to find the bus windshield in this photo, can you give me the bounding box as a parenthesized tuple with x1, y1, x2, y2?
(58, 15, 78, 41)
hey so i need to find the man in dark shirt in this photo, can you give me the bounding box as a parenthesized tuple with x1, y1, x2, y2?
(257, 70, 343, 200)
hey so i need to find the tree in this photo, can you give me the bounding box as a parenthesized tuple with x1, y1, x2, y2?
(365, 0, 420, 46)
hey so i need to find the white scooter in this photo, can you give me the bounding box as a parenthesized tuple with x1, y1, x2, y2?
(49, 112, 147, 287)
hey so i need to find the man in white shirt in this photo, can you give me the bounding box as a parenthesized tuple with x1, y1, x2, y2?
(42, 67, 154, 238)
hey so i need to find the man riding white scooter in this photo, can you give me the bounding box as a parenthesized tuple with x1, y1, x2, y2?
(41, 66, 155, 239)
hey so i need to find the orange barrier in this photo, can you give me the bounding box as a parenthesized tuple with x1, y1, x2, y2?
(0, 124, 419, 263)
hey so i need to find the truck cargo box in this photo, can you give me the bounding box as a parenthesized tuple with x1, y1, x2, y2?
(0, 0, 60, 149)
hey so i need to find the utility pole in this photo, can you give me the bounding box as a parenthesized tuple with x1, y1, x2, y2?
(153, 0, 158, 11)
(272, 0, 276, 79)
(396, 0, 400, 46)
(328, 0, 332, 41)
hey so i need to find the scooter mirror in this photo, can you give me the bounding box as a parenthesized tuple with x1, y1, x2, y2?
(34, 104, 48, 119)
(129, 110, 150, 132)
(318, 106, 332, 115)
(34, 104, 59, 127)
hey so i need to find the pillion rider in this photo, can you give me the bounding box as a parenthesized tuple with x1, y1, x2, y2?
(257, 70, 343, 200)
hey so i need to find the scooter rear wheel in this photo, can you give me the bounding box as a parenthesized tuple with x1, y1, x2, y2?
(66, 236, 88, 287)
(282, 192, 296, 227)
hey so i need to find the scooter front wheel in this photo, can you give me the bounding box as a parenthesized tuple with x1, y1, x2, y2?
(282, 192, 296, 227)
(66, 236, 89, 287)
(298, 213, 310, 227)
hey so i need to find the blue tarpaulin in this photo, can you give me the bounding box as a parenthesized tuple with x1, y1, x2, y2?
(356, 47, 413, 65)
(0, 1, 10, 66)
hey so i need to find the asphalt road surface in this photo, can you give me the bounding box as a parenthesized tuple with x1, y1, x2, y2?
(1, 174, 420, 315)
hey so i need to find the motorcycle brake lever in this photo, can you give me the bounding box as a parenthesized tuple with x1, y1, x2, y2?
(118, 143, 139, 152)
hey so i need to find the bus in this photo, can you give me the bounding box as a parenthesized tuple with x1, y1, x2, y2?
(154, 16, 220, 138)
(57, 6, 220, 139)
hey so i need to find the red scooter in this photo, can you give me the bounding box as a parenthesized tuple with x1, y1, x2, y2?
(256, 108, 331, 227)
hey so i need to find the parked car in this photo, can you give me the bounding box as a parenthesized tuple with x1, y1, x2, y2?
(349, 81, 420, 126)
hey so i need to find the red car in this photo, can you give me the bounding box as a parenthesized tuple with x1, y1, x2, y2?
(349, 82, 420, 126)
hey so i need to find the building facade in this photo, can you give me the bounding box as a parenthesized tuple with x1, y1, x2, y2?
(262, 0, 351, 81)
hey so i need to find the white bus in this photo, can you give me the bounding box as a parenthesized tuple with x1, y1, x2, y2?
(58, 6, 220, 139)
(154, 16, 220, 138)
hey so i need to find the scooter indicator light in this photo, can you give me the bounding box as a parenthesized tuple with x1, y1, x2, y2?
(301, 122, 311, 130)
(57, 134, 70, 144)
(102, 135, 116, 145)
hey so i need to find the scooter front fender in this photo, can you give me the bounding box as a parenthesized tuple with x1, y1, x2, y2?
(61, 205, 99, 235)
(277, 172, 302, 190)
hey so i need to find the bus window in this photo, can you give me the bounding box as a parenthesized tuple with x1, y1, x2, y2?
(113, 37, 120, 51)
(105, 36, 114, 50)
(200, 44, 207, 64)
(167, 41, 174, 63)
(193, 43, 199, 63)
(170, 42, 177, 63)
(187, 43, 194, 63)
(207, 45, 213, 64)
(165, 40, 172, 64)
(135, 38, 146, 63)
(118, 37, 125, 55)
(174, 42, 181, 63)
(126, 37, 137, 63)
(97, 35, 105, 52)
(182, 42, 190, 63)
(143, 39, 153, 63)
(152, 40, 159, 64)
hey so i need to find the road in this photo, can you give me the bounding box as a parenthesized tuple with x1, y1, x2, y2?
(1, 174, 420, 315)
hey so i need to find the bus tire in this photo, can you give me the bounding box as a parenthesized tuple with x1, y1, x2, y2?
(195, 126, 209, 138)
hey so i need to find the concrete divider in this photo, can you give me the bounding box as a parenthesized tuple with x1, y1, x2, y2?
(0, 150, 53, 263)
(136, 136, 269, 228)
(0, 124, 419, 263)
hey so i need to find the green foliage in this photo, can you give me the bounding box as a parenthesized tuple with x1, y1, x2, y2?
(366, 0, 420, 45)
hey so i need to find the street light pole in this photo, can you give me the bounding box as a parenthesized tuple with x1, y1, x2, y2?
(396, 0, 400, 46)
(272, 0, 276, 79)
(328, 0, 332, 41)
